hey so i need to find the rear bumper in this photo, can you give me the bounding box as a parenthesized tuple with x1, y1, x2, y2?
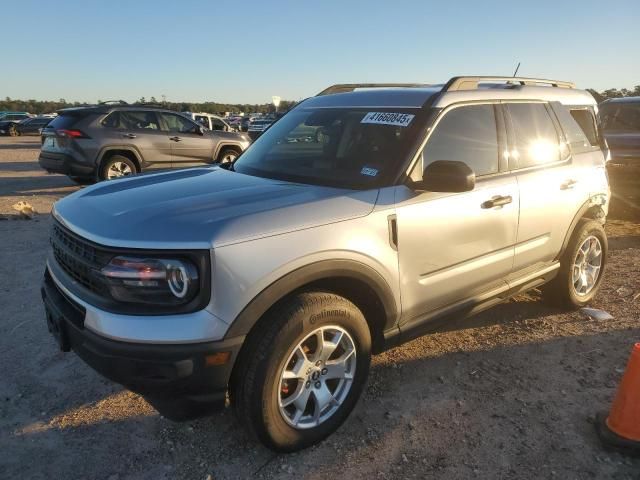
(40, 268, 243, 412)
(38, 151, 95, 177)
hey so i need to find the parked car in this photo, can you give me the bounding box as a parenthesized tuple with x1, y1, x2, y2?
(247, 118, 274, 140)
(183, 112, 235, 132)
(41, 76, 609, 452)
(0, 112, 33, 135)
(12, 116, 53, 136)
(38, 104, 251, 182)
(599, 96, 640, 194)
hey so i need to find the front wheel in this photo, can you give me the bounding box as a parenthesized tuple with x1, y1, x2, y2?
(9, 125, 19, 137)
(216, 148, 239, 164)
(542, 219, 607, 308)
(231, 292, 371, 452)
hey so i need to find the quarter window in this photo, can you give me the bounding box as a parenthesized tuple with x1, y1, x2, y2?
(507, 103, 560, 169)
(422, 104, 499, 177)
(570, 108, 598, 146)
(550, 103, 592, 154)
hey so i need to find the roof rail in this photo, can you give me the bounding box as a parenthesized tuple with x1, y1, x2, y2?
(317, 83, 432, 96)
(443, 76, 575, 92)
(98, 100, 129, 105)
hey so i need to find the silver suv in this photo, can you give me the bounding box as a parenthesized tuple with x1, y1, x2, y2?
(38, 104, 250, 182)
(41, 77, 610, 451)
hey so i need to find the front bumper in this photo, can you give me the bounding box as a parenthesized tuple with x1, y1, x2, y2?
(41, 267, 244, 412)
(38, 151, 95, 177)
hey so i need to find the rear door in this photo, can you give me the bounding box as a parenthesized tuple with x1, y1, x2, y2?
(158, 112, 215, 167)
(504, 102, 588, 278)
(396, 102, 518, 324)
(101, 110, 172, 168)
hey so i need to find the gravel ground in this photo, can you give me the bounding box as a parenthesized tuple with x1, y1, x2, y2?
(0, 136, 639, 479)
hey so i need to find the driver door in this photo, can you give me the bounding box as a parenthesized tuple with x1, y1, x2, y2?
(159, 112, 215, 166)
(395, 103, 518, 325)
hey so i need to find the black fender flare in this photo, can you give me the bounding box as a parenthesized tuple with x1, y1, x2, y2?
(224, 259, 399, 339)
(213, 141, 245, 160)
(556, 195, 607, 260)
(96, 146, 144, 169)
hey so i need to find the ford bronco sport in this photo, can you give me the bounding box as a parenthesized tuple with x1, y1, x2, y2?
(41, 77, 610, 452)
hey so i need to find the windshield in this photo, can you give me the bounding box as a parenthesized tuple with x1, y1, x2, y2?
(600, 103, 640, 132)
(233, 107, 423, 188)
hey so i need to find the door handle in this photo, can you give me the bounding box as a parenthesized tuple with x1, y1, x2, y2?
(122, 133, 136, 139)
(560, 179, 577, 190)
(169, 136, 182, 142)
(481, 195, 512, 209)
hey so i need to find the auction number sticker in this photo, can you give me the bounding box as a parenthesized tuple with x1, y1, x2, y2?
(361, 112, 415, 127)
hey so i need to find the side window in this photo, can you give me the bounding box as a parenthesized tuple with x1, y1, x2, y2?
(212, 118, 226, 131)
(101, 112, 121, 128)
(507, 103, 560, 169)
(120, 111, 160, 131)
(549, 103, 592, 154)
(569, 108, 599, 146)
(422, 104, 499, 177)
(600, 103, 640, 133)
(195, 116, 209, 128)
(160, 113, 199, 133)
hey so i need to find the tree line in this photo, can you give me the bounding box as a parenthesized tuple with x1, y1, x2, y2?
(1, 85, 638, 115)
(0, 96, 297, 115)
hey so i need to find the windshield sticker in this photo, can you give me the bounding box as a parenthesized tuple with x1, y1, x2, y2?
(361, 112, 415, 127)
(360, 167, 379, 177)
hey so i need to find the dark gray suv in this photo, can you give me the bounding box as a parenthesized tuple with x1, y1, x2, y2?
(38, 104, 251, 182)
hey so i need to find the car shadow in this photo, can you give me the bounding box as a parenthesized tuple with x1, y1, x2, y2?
(0, 161, 46, 173)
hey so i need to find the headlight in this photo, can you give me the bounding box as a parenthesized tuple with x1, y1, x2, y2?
(100, 256, 199, 306)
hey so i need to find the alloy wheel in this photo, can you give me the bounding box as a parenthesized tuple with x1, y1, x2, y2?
(572, 235, 603, 296)
(278, 326, 356, 429)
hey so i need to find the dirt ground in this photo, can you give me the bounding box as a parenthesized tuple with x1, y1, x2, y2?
(0, 136, 639, 480)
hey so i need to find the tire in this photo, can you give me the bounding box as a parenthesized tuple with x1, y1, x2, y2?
(9, 125, 19, 137)
(231, 292, 371, 452)
(100, 155, 137, 181)
(542, 219, 607, 308)
(216, 148, 239, 164)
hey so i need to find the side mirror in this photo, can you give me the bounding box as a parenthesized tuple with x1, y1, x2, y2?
(411, 160, 475, 193)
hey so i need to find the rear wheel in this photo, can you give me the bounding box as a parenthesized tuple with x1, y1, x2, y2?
(9, 125, 19, 137)
(542, 219, 607, 308)
(100, 155, 137, 180)
(216, 148, 239, 164)
(231, 292, 371, 452)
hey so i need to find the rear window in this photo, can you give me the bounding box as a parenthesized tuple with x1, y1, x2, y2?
(600, 102, 640, 133)
(45, 115, 79, 130)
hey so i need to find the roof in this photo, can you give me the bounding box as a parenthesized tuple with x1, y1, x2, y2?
(308, 77, 596, 109)
(601, 96, 640, 104)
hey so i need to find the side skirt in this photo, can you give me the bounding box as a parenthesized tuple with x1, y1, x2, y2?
(382, 262, 560, 351)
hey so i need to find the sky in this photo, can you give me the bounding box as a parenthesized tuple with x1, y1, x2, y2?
(2, 0, 639, 104)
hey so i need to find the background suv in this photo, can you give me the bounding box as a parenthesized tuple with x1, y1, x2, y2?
(38, 104, 251, 182)
(599, 96, 640, 198)
(41, 77, 609, 452)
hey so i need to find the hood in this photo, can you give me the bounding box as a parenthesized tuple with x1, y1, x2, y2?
(53, 167, 378, 249)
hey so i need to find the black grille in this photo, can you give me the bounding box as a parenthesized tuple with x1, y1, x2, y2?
(51, 221, 111, 294)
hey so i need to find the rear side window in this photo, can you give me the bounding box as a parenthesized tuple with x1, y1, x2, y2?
(422, 104, 499, 176)
(120, 111, 160, 130)
(506, 103, 560, 169)
(46, 114, 79, 130)
(549, 103, 593, 154)
(569, 108, 598, 146)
